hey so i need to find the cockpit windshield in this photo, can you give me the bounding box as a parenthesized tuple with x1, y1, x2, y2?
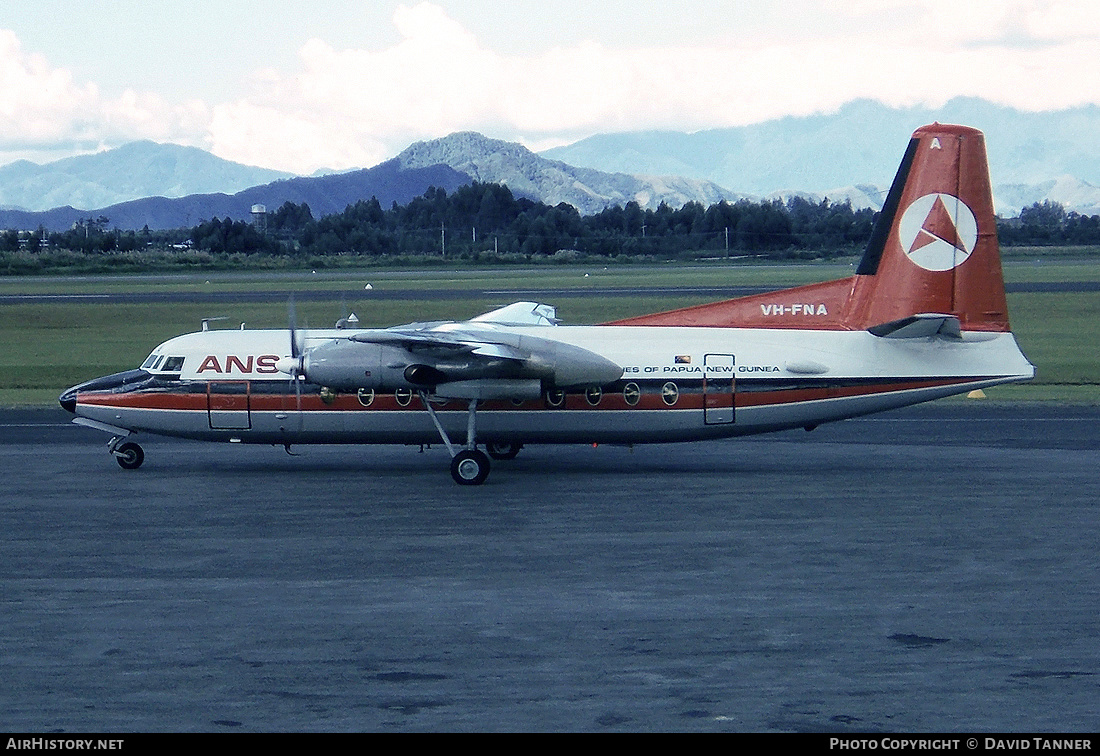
(140, 353, 183, 373)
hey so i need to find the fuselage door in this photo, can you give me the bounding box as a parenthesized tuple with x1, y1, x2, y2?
(208, 381, 252, 430)
(703, 354, 735, 425)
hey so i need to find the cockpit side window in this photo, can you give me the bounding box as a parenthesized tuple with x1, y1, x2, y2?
(161, 356, 185, 373)
(141, 353, 160, 369)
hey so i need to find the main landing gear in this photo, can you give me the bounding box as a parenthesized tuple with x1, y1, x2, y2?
(450, 448, 491, 486)
(419, 392, 520, 485)
(485, 441, 523, 460)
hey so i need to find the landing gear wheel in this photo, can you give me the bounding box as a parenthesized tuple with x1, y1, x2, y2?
(114, 441, 145, 470)
(450, 449, 491, 485)
(485, 441, 523, 461)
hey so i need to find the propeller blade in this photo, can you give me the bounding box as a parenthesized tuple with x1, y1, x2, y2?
(294, 362, 302, 429)
(288, 296, 303, 359)
(287, 296, 304, 431)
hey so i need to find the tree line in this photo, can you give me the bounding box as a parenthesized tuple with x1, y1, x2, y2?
(209, 188, 1100, 257)
(238, 183, 877, 260)
(996, 200, 1100, 246)
(4, 185, 1099, 263)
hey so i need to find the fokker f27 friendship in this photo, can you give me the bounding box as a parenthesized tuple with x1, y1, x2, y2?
(61, 124, 1035, 484)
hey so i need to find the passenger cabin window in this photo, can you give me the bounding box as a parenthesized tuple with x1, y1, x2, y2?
(161, 356, 185, 373)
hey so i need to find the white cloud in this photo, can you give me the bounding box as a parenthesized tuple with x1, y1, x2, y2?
(0, 28, 210, 163)
(1025, 0, 1100, 41)
(207, 100, 389, 173)
(102, 90, 210, 145)
(200, 1, 1100, 174)
(0, 29, 101, 148)
(825, 0, 1100, 46)
(4, 1, 1100, 173)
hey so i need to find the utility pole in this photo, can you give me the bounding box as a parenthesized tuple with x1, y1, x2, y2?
(441, 222, 446, 257)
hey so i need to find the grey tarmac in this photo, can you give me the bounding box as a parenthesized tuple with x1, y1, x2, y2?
(1, 403, 1098, 732)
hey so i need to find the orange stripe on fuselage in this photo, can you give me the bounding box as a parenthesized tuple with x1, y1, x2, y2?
(76, 377, 982, 415)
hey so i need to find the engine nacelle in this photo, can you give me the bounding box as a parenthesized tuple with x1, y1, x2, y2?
(301, 341, 523, 392)
(301, 341, 409, 391)
(514, 336, 622, 388)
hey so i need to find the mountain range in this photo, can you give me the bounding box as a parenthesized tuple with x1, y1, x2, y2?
(396, 131, 744, 214)
(0, 141, 293, 212)
(2, 97, 1100, 232)
(0, 160, 474, 234)
(542, 98, 1100, 216)
(0, 134, 747, 232)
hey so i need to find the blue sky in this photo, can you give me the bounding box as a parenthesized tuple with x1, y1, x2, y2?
(2, 1, 1099, 173)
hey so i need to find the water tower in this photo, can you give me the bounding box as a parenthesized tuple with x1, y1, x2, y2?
(251, 204, 267, 233)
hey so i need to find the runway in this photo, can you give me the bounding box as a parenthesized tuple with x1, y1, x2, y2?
(1, 280, 1097, 305)
(1, 403, 1098, 732)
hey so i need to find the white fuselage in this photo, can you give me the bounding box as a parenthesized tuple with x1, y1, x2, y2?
(70, 323, 1035, 447)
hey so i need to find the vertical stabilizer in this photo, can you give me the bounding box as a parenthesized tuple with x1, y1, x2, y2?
(848, 123, 1009, 332)
(610, 124, 1010, 333)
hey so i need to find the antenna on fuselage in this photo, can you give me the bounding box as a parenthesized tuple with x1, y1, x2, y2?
(201, 316, 229, 332)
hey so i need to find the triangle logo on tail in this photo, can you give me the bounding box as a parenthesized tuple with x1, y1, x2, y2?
(898, 193, 978, 271)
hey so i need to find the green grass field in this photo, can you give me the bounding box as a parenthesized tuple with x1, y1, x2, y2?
(2, 260, 1097, 406)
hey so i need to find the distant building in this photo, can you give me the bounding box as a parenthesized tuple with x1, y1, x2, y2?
(251, 204, 267, 233)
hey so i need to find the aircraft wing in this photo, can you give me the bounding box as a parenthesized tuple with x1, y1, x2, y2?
(296, 302, 622, 395)
(347, 327, 529, 360)
(342, 301, 560, 356)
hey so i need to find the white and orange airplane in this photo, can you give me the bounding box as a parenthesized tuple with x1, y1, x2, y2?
(61, 124, 1035, 484)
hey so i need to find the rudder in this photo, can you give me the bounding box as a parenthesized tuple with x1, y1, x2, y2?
(848, 123, 1009, 332)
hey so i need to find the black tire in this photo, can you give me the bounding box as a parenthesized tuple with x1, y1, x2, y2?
(115, 442, 144, 470)
(485, 441, 522, 461)
(450, 449, 490, 485)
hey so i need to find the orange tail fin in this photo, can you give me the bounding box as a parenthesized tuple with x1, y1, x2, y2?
(611, 123, 1010, 333)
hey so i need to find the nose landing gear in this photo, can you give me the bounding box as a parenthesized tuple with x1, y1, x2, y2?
(110, 438, 145, 470)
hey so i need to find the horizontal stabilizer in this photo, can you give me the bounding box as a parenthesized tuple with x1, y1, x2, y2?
(470, 301, 560, 326)
(868, 314, 961, 339)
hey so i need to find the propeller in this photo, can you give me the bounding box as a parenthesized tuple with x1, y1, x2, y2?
(274, 296, 306, 430)
(275, 298, 307, 375)
(289, 295, 305, 366)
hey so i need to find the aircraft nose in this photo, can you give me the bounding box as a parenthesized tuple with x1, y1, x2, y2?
(58, 369, 152, 414)
(59, 386, 78, 414)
